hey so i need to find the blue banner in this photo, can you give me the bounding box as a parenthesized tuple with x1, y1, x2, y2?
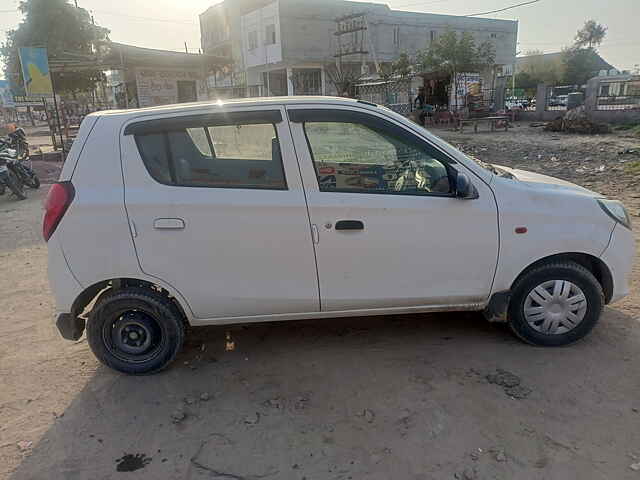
(19, 47, 53, 96)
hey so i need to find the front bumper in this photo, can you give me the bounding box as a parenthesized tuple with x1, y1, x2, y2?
(56, 314, 86, 341)
(600, 223, 635, 304)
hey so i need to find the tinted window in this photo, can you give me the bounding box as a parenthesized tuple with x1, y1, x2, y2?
(304, 121, 451, 195)
(135, 123, 286, 190)
(135, 133, 172, 184)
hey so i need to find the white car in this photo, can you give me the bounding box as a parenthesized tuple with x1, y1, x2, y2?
(45, 97, 634, 374)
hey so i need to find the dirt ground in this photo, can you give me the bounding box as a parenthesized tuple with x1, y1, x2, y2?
(1, 124, 639, 480)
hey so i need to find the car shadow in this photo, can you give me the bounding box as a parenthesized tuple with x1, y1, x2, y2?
(10, 307, 640, 480)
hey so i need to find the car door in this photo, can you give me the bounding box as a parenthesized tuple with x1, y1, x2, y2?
(287, 106, 499, 312)
(120, 106, 319, 320)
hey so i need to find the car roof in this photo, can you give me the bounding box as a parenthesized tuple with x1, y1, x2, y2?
(88, 96, 369, 120)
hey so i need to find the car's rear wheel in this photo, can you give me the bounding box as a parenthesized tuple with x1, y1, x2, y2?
(508, 261, 604, 346)
(87, 287, 185, 374)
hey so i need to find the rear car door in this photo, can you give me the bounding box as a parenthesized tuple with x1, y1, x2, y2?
(120, 106, 319, 320)
(287, 106, 499, 311)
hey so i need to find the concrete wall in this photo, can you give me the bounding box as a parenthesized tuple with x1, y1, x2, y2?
(253, 0, 517, 67)
(368, 9, 517, 66)
(134, 68, 207, 108)
(241, 1, 283, 68)
(520, 77, 640, 124)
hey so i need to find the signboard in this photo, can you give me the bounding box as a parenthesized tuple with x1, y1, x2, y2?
(12, 95, 47, 106)
(450, 72, 481, 109)
(18, 47, 53, 96)
(0, 80, 15, 107)
(135, 68, 204, 108)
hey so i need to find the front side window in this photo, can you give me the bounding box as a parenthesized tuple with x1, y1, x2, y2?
(136, 122, 286, 190)
(304, 121, 451, 195)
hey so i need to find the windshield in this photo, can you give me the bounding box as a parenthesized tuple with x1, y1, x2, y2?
(449, 144, 515, 179)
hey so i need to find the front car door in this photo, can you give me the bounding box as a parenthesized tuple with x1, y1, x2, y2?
(287, 106, 499, 312)
(120, 106, 319, 320)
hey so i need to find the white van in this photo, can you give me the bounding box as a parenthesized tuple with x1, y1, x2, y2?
(45, 97, 634, 374)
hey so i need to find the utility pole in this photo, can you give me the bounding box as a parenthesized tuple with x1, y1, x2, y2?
(184, 42, 188, 53)
(74, 0, 78, 7)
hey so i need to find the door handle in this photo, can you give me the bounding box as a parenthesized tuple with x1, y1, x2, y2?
(335, 220, 364, 231)
(154, 218, 185, 230)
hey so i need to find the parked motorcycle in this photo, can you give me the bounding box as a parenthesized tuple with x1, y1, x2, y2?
(0, 139, 40, 190)
(7, 128, 29, 160)
(0, 156, 27, 200)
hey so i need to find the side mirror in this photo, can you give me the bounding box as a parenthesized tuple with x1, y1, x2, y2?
(455, 172, 479, 199)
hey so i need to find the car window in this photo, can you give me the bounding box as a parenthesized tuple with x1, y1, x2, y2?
(135, 133, 173, 184)
(304, 121, 451, 195)
(135, 122, 287, 190)
(208, 124, 274, 161)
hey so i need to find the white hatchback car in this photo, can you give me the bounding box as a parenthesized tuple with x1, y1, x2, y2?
(45, 97, 634, 374)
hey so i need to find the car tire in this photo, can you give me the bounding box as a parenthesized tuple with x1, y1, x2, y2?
(508, 261, 604, 347)
(87, 287, 185, 375)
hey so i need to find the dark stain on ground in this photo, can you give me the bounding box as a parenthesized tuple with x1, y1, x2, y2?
(115, 453, 152, 472)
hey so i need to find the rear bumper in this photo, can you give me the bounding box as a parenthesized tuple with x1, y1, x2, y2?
(56, 313, 86, 341)
(48, 238, 83, 314)
(601, 223, 635, 304)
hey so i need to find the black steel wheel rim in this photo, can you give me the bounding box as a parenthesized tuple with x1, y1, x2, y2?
(102, 310, 165, 363)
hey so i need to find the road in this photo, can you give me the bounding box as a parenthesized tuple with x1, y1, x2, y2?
(1, 125, 639, 479)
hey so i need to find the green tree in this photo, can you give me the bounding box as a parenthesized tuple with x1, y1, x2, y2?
(1, 0, 110, 94)
(562, 47, 605, 85)
(416, 30, 495, 108)
(574, 20, 607, 49)
(377, 53, 413, 105)
(562, 21, 609, 85)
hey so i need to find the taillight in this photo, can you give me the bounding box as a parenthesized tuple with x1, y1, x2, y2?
(43, 182, 75, 241)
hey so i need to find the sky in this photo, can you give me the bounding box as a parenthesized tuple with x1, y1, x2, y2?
(1, 0, 639, 78)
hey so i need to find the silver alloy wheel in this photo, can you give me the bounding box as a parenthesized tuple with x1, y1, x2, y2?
(523, 280, 588, 335)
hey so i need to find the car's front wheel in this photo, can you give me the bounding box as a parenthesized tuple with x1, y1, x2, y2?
(86, 287, 185, 374)
(508, 261, 604, 346)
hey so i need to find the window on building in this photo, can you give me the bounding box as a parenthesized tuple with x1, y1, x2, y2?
(265, 24, 276, 45)
(135, 122, 286, 190)
(393, 26, 400, 47)
(303, 121, 451, 195)
(490, 33, 498, 39)
(248, 30, 258, 50)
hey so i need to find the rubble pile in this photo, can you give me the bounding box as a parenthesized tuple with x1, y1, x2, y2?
(544, 106, 610, 134)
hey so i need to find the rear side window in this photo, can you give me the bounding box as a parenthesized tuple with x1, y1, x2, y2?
(136, 134, 172, 184)
(134, 122, 286, 190)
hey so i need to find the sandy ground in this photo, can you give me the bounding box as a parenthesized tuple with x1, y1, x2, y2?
(1, 125, 639, 480)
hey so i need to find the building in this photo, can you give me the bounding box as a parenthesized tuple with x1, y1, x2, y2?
(200, 0, 518, 99)
(49, 43, 230, 109)
(516, 51, 614, 80)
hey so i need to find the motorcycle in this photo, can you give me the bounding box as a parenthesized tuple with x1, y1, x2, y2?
(7, 128, 29, 160)
(0, 156, 27, 201)
(0, 141, 40, 190)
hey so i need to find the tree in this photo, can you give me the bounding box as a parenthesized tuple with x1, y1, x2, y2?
(416, 30, 495, 108)
(574, 20, 607, 49)
(376, 53, 413, 105)
(562, 47, 605, 85)
(1, 0, 110, 94)
(324, 62, 363, 97)
(562, 21, 609, 85)
(378, 52, 413, 81)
